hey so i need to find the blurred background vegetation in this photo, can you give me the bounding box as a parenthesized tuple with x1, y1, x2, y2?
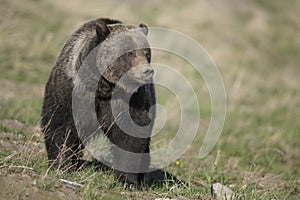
(0, 0, 299, 199)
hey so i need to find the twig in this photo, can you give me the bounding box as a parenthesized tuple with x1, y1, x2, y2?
(0, 152, 19, 164)
(59, 179, 84, 189)
(0, 165, 34, 170)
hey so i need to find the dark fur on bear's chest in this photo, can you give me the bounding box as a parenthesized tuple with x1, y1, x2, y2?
(95, 77, 154, 133)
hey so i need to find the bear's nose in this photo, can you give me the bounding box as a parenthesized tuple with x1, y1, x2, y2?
(142, 66, 154, 77)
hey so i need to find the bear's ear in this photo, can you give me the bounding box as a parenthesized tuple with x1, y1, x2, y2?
(107, 24, 123, 33)
(95, 20, 110, 42)
(139, 23, 148, 35)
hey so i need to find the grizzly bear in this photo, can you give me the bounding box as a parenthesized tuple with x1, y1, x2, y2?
(41, 18, 157, 187)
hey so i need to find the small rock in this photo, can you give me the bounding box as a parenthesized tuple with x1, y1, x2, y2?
(211, 183, 235, 200)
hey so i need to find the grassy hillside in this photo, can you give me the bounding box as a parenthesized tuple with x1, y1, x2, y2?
(0, 0, 299, 199)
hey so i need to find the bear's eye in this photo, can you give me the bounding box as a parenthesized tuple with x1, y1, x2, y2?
(145, 52, 151, 62)
(127, 51, 134, 57)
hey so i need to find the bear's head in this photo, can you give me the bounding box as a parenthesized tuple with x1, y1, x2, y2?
(96, 22, 153, 91)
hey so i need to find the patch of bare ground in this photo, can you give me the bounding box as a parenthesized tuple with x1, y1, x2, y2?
(0, 173, 80, 200)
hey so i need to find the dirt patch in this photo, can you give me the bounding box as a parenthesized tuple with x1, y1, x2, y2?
(0, 119, 39, 134)
(0, 173, 80, 200)
(0, 119, 44, 154)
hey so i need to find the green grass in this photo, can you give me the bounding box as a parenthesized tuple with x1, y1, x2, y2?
(0, 0, 299, 199)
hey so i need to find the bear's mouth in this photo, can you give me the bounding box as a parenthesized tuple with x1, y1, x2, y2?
(134, 73, 154, 84)
(132, 65, 154, 83)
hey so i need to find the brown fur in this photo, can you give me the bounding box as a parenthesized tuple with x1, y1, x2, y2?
(41, 18, 156, 187)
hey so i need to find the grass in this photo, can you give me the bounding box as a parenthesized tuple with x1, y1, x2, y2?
(0, 0, 299, 199)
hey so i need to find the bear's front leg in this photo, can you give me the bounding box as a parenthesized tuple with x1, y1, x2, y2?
(109, 129, 150, 188)
(113, 171, 140, 189)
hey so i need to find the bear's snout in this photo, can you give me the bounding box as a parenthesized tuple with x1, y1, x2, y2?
(131, 64, 154, 83)
(141, 65, 154, 79)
